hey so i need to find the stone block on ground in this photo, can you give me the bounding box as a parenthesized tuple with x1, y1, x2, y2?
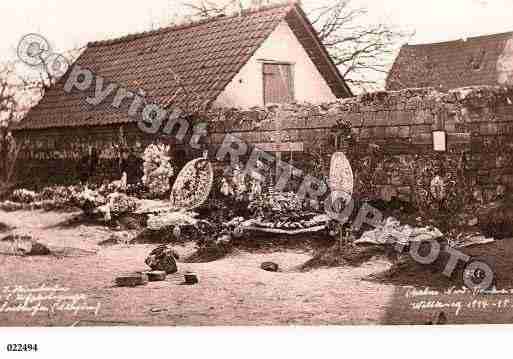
(260, 261, 279, 272)
(183, 272, 199, 285)
(144, 270, 167, 281)
(115, 272, 148, 287)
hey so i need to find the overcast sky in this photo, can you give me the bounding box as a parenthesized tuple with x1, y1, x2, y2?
(1, 0, 512, 85)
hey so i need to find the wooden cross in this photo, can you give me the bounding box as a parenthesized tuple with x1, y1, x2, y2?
(253, 109, 303, 183)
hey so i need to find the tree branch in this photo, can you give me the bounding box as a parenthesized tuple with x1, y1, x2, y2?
(178, 0, 413, 92)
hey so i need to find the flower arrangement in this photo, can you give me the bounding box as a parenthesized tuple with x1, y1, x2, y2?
(126, 181, 147, 198)
(220, 163, 264, 203)
(10, 189, 37, 204)
(142, 144, 174, 198)
(2, 185, 86, 211)
(249, 189, 311, 221)
(72, 185, 137, 220)
(73, 187, 106, 215)
(98, 181, 122, 197)
(146, 210, 200, 231)
(2, 176, 142, 214)
(40, 185, 84, 206)
(169, 158, 213, 210)
(99, 192, 137, 221)
(217, 161, 319, 224)
(109, 192, 137, 216)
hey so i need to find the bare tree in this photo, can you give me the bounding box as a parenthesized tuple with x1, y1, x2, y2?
(308, 0, 413, 91)
(179, 0, 412, 92)
(0, 62, 25, 196)
(181, 0, 235, 19)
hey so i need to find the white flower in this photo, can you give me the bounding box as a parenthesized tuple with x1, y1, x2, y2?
(142, 144, 175, 197)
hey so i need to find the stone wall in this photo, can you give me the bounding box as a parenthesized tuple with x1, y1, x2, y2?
(208, 86, 513, 205)
(13, 86, 513, 207)
(13, 123, 196, 188)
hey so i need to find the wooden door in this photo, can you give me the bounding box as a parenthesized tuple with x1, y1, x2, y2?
(263, 63, 294, 104)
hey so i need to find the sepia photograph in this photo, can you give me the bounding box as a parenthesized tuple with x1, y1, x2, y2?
(1, 0, 513, 354)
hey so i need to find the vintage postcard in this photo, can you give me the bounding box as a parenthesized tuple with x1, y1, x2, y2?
(1, 0, 513, 338)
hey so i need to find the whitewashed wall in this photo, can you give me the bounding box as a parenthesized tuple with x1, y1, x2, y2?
(498, 36, 513, 85)
(213, 20, 337, 108)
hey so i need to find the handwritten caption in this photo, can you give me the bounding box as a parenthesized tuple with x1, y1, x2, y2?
(0, 284, 101, 317)
(405, 286, 513, 316)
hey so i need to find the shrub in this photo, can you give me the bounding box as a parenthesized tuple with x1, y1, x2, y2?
(72, 187, 106, 215)
(106, 192, 137, 218)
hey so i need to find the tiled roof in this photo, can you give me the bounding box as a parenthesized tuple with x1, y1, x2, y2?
(386, 31, 513, 91)
(16, 3, 351, 130)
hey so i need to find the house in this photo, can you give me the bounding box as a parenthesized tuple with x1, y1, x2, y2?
(386, 31, 513, 91)
(12, 2, 352, 186)
(16, 2, 351, 131)
(382, 32, 513, 204)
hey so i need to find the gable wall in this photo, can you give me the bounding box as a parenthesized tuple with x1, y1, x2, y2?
(213, 20, 337, 108)
(498, 37, 513, 85)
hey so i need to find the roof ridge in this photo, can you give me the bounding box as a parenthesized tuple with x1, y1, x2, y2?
(405, 30, 513, 47)
(87, 1, 296, 48)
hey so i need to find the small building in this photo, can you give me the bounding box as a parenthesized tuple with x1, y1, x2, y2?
(12, 3, 351, 186)
(386, 31, 513, 91)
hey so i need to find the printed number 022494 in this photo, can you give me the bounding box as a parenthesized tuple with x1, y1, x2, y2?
(6, 344, 38, 352)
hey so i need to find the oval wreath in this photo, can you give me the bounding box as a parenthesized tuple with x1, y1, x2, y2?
(169, 158, 214, 210)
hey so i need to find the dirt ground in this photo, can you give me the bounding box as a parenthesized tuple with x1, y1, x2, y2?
(2, 209, 513, 326)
